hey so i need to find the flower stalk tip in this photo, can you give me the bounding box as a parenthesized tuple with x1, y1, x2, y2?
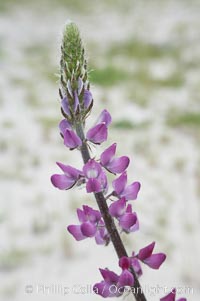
(60, 22, 93, 124)
(61, 22, 86, 83)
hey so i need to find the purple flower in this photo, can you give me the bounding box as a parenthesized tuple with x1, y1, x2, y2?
(77, 205, 101, 223)
(94, 257, 134, 298)
(118, 256, 131, 270)
(58, 119, 82, 149)
(97, 109, 112, 126)
(109, 197, 127, 218)
(61, 88, 79, 115)
(63, 129, 82, 149)
(86, 123, 108, 144)
(112, 172, 141, 201)
(109, 198, 139, 233)
(83, 159, 107, 193)
(100, 143, 130, 174)
(95, 219, 109, 245)
(137, 242, 166, 269)
(67, 205, 108, 244)
(61, 80, 93, 116)
(119, 204, 139, 232)
(160, 288, 187, 301)
(130, 256, 143, 277)
(93, 269, 120, 298)
(51, 162, 83, 190)
(83, 89, 93, 109)
(59, 119, 72, 136)
(61, 96, 70, 116)
(86, 110, 112, 144)
(118, 269, 134, 287)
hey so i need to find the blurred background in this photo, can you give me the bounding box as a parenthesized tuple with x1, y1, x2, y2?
(0, 0, 200, 300)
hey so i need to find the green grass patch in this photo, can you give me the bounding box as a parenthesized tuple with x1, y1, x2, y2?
(37, 116, 59, 129)
(32, 218, 51, 235)
(107, 39, 180, 61)
(112, 119, 150, 130)
(156, 72, 184, 87)
(2, 120, 14, 128)
(24, 43, 57, 83)
(90, 66, 129, 86)
(0, 46, 5, 58)
(167, 112, 200, 127)
(49, 0, 92, 12)
(0, 0, 19, 12)
(156, 215, 168, 228)
(133, 68, 184, 88)
(0, 283, 17, 298)
(0, 248, 29, 270)
(112, 120, 134, 129)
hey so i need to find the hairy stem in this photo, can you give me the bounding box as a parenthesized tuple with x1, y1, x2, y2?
(76, 122, 147, 301)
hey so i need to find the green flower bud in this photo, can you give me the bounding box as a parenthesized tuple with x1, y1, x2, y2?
(59, 22, 93, 125)
(60, 22, 88, 96)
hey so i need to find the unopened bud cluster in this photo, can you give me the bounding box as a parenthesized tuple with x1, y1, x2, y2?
(60, 22, 93, 124)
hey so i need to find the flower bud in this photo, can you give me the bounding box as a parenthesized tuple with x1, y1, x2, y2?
(60, 22, 93, 123)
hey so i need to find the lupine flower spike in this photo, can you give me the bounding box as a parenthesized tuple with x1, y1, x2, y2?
(51, 22, 187, 301)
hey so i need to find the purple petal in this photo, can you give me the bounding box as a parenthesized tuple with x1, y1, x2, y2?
(83, 90, 93, 109)
(130, 215, 139, 232)
(86, 123, 108, 144)
(67, 225, 86, 241)
(100, 268, 119, 283)
(124, 205, 139, 232)
(122, 181, 141, 200)
(100, 143, 116, 166)
(97, 109, 112, 126)
(93, 281, 115, 298)
(106, 156, 130, 174)
(77, 208, 86, 223)
(119, 256, 131, 270)
(160, 289, 176, 301)
(109, 197, 126, 218)
(177, 299, 187, 301)
(138, 242, 155, 261)
(95, 229, 107, 245)
(56, 162, 83, 179)
(126, 204, 132, 213)
(97, 220, 109, 243)
(63, 129, 82, 149)
(98, 171, 108, 193)
(61, 97, 70, 116)
(80, 221, 96, 237)
(51, 174, 75, 190)
(82, 205, 101, 223)
(112, 172, 127, 196)
(59, 119, 72, 135)
(95, 231, 105, 245)
(131, 258, 143, 277)
(119, 212, 137, 231)
(143, 253, 166, 269)
(86, 178, 101, 193)
(83, 159, 102, 179)
(118, 270, 134, 287)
